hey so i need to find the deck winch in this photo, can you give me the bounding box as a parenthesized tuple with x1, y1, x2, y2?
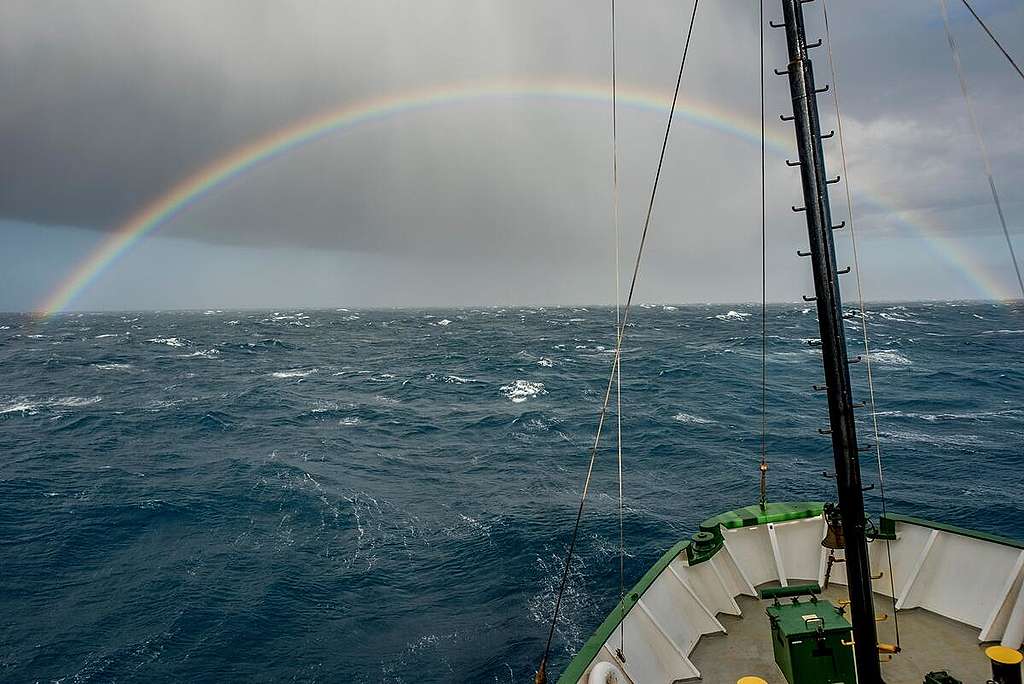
(760, 583, 856, 684)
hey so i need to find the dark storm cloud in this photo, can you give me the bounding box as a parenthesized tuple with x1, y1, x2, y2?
(0, 1, 1022, 276)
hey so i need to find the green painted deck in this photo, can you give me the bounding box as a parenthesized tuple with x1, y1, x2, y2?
(689, 584, 993, 684)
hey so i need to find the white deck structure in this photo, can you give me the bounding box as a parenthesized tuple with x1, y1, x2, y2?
(561, 503, 1024, 683)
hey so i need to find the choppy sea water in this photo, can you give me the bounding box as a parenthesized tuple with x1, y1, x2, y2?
(1, 303, 1022, 682)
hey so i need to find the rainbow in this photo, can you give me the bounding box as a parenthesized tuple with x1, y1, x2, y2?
(37, 79, 1014, 314)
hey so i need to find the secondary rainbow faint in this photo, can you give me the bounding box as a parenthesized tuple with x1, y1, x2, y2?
(36, 78, 1013, 315)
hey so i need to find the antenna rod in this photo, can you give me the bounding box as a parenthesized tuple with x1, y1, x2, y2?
(778, 1, 882, 681)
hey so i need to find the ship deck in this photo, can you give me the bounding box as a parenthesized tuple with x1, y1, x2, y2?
(689, 584, 992, 684)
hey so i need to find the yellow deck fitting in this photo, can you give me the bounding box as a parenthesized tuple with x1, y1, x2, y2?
(986, 645, 1023, 665)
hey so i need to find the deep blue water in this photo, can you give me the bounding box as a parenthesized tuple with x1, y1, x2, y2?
(1, 303, 1022, 682)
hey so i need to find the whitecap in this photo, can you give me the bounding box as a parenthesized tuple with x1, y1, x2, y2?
(0, 395, 102, 415)
(338, 417, 360, 426)
(272, 368, 318, 379)
(0, 398, 38, 415)
(310, 400, 356, 413)
(869, 350, 911, 366)
(146, 337, 188, 347)
(178, 349, 219, 359)
(499, 380, 547, 403)
(673, 412, 713, 425)
(436, 319, 452, 326)
(144, 399, 184, 411)
(92, 363, 133, 371)
(426, 373, 477, 384)
(715, 310, 751, 321)
(93, 333, 118, 339)
(51, 396, 102, 408)
(537, 358, 554, 368)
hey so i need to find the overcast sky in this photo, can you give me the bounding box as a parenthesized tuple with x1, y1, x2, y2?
(1, 0, 1022, 311)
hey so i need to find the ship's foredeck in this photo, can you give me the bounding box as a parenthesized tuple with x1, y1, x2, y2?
(690, 584, 992, 684)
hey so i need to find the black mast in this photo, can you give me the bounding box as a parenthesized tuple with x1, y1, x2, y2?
(778, 1, 882, 681)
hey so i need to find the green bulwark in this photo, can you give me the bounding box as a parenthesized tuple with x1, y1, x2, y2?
(556, 502, 1024, 683)
(689, 502, 824, 565)
(556, 502, 822, 684)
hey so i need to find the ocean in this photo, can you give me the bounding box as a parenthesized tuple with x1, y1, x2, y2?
(2, 302, 1021, 682)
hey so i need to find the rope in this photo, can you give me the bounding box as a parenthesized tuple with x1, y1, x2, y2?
(939, 0, 1024, 300)
(758, 0, 769, 511)
(821, 0, 901, 649)
(959, 0, 1024, 83)
(609, 0, 627, 661)
(536, 2, 701, 679)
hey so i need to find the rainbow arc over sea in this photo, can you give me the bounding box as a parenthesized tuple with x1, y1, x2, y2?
(37, 78, 1013, 315)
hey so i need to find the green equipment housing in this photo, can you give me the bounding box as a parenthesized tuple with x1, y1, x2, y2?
(760, 583, 856, 684)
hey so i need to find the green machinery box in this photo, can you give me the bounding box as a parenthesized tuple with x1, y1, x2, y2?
(765, 593, 857, 684)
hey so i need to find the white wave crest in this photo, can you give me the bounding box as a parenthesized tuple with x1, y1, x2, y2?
(426, 373, 477, 384)
(0, 395, 102, 415)
(715, 310, 751, 321)
(870, 350, 912, 366)
(146, 337, 188, 347)
(673, 412, 713, 425)
(271, 368, 318, 378)
(178, 349, 219, 359)
(500, 380, 547, 403)
(93, 362, 133, 371)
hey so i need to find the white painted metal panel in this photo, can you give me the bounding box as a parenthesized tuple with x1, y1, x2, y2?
(723, 525, 777, 586)
(672, 556, 740, 617)
(774, 518, 823, 582)
(911, 531, 1023, 628)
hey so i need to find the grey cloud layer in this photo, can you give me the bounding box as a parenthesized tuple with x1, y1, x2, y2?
(0, 1, 1021, 297)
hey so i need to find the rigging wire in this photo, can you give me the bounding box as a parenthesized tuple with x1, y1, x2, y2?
(821, 0, 901, 649)
(959, 0, 1024, 83)
(535, 2, 701, 680)
(609, 0, 627, 662)
(758, 0, 769, 511)
(938, 0, 1024, 300)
